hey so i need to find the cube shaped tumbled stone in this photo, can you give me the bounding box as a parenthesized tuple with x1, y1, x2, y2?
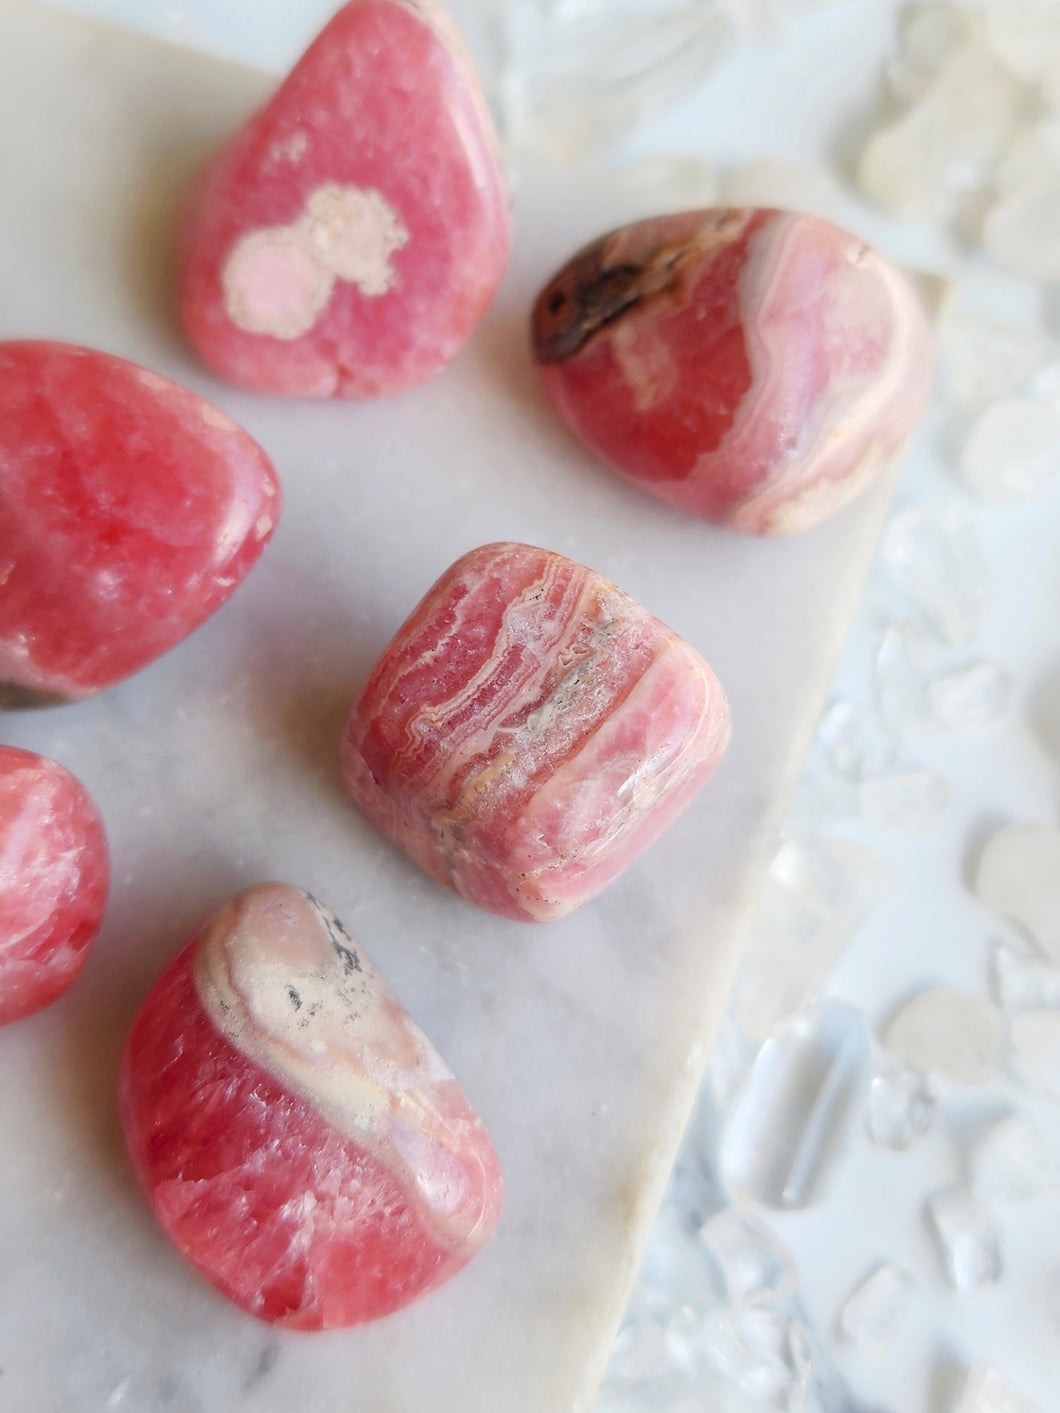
(341, 542, 731, 922)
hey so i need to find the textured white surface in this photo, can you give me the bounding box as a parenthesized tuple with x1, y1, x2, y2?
(0, 4, 901, 1411)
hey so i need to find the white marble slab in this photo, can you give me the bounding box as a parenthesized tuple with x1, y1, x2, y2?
(0, 5, 902, 1409)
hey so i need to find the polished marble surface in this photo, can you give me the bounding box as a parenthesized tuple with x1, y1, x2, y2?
(0, 4, 900, 1408)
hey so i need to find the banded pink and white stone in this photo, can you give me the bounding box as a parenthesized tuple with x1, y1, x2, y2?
(342, 542, 732, 922)
(119, 883, 502, 1329)
(0, 746, 109, 1025)
(178, 0, 511, 398)
(531, 208, 934, 536)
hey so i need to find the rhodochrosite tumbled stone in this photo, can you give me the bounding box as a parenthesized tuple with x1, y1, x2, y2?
(0, 746, 109, 1024)
(342, 542, 731, 921)
(532, 209, 934, 535)
(119, 883, 502, 1328)
(0, 341, 280, 704)
(179, 0, 510, 397)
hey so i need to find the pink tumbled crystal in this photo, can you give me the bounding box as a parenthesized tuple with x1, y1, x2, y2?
(342, 542, 731, 922)
(0, 746, 109, 1025)
(119, 883, 502, 1329)
(0, 340, 280, 704)
(179, 0, 511, 398)
(531, 209, 933, 536)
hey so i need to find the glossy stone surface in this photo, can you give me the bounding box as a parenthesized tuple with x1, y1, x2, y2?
(531, 208, 933, 535)
(925, 1187, 1003, 1293)
(975, 822, 1060, 963)
(0, 341, 280, 703)
(179, 0, 511, 397)
(719, 1001, 872, 1209)
(882, 987, 1003, 1085)
(838, 1262, 916, 1356)
(0, 746, 108, 1024)
(119, 883, 502, 1329)
(342, 542, 732, 922)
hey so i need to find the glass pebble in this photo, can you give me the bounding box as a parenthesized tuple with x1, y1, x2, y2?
(883, 987, 1003, 1084)
(596, 1369, 707, 1413)
(983, 179, 1060, 282)
(859, 769, 950, 835)
(730, 836, 893, 1042)
(866, 1060, 938, 1150)
(883, 503, 992, 648)
(992, 120, 1060, 198)
(971, 1111, 1060, 1202)
(940, 313, 1056, 409)
(989, 937, 1060, 1013)
(499, 0, 732, 159)
(720, 1002, 871, 1210)
(785, 771, 859, 834)
(960, 398, 1060, 503)
(1027, 357, 1060, 402)
(838, 1262, 916, 1355)
(925, 1186, 1003, 1292)
(860, 38, 1021, 223)
(618, 156, 720, 212)
(887, 2, 978, 103)
(875, 619, 938, 732)
(700, 1306, 813, 1407)
(698, 1207, 798, 1308)
(719, 159, 843, 219)
(929, 661, 1011, 731)
(637, 1202, 723, 1315)
(818, 699, 897, 780)
(984, 0, 1060, 84)
(607, 1318, 674, 1384)
(1008, 1010, 1060, 1095)
(955, 1360, 1045, 1413)
(975, 822, 1060, 964)
(1044, 53, 1060, 111)
(708, 1013, 761, 1117)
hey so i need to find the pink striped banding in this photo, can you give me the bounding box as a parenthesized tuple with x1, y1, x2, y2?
(342, 542, 731, 922)
(531, 208, 934, 536)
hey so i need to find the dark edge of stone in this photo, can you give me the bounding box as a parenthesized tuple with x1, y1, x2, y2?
(531, 234, 646, 366)
(0, 681, 70, 710)
(531, 209, 754, 367)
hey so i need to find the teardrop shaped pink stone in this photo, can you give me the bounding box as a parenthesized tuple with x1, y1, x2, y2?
(179, 0, 511, 398)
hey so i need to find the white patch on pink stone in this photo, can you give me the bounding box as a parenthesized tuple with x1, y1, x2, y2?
(192, 884, 486, 1242)
(301, 183, 409, 295)
(222, 229, 335, 340)
(611, 321, 679, 413)
(222, 185, 409, 340)
(193, 885, 492, 1246)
